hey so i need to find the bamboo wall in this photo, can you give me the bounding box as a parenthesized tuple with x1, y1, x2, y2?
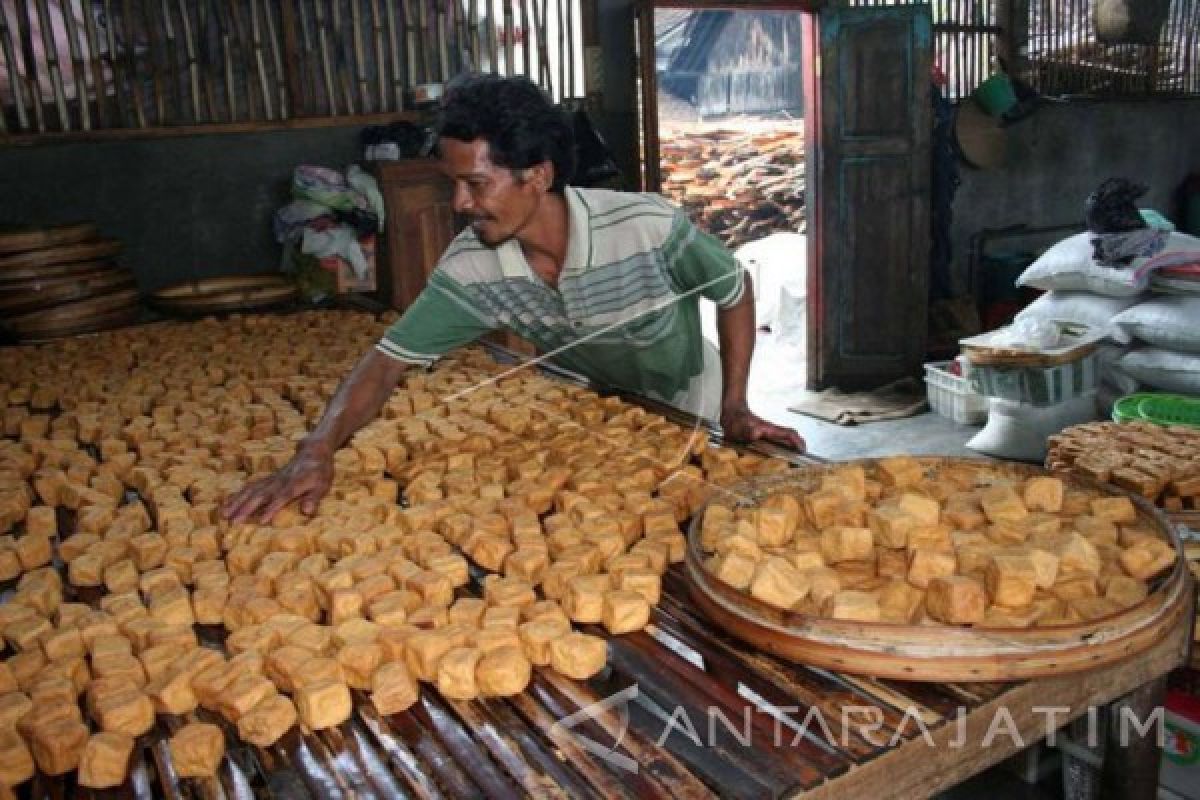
(848, 0, 1200, 100)
(0, 0, 586, 136)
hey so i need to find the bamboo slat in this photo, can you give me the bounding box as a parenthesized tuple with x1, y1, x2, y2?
(565, 0, 574, 97)
(436, 0, 449, 81)
(557, 0, 566, 99)
(120, 0, 148, 127)
(140, 0, 167, 123)
(532, 0, 551, 95)
(452, 0, 468, 73)
(0, 0, 631, 135)
(214, 0, 238, 120)
(15, 0, 46, 131)
(466, 0, 479, 69)
(350, 0, 369, 112)
(369, 0, 388, 112)
(248, 0, 274, 120)
(176, 0, 201, 121)
(384, 0, 403, 107)
(228, 0, 263, 120)
(313, 0, 337, 114)
(262, 0, 287, 118)
(294, 0, 318, 115)
(158, 0, 181, 125)
(330, 0, 357, 114)
(61, 0, 91, 130)
(100, 0, 128, 126)
(418, 0, 432, 84)
(518, 0, 530, 80)
(0, 6, 30, 130)
(400, 0, 415, 87)
(486, 0, 498, 73)
(502, 0, 514, 76)
(34, 0, 70, 129)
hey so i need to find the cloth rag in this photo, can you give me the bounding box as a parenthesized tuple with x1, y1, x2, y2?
(788, 377, 929, 426)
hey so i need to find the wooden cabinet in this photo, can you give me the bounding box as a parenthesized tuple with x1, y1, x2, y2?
(371, 158, 536, 356)
(372, 159, 457, 310)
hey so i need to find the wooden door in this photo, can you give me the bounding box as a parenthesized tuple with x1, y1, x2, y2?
(806, 5, 932, 390)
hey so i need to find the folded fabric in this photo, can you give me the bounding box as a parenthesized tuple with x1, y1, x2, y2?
(787, 378, 928, 426)
(1089, 228, 1168, 265)
(301, 226, 368, 279)
(273, 201, 331, 243)
(347, 165, 385, 227)
(292, 165, 368, 213)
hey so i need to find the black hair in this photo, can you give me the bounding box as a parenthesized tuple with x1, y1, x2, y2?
(435, 73, 576, 192)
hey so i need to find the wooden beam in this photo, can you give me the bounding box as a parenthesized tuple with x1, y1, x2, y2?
(0, 110, 424, 148)
(795, 595, 1191, 800)
(1100, 676, 1168, 800)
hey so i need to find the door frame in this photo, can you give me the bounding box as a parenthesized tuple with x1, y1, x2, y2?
(634, 0, 821, 194)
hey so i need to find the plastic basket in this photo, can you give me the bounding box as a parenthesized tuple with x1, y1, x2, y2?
(1112, 393, 1153, 424)
(1136, 394, 1200, 429)
(924, 361, 989, 425)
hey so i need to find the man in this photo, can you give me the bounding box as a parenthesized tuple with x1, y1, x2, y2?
(224, 73, 803, 523)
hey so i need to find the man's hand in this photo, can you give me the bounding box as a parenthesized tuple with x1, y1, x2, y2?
(221, 447, 334, 524)
(720, 405, 806, 452)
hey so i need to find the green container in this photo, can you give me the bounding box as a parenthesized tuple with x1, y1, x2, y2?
(1135, 394, 1200, 429)
(974, 73, 1018, 117)
(1112, 393, 1147, 423)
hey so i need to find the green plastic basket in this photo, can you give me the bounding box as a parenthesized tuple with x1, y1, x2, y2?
(1135, 394, 1200, 429)
(1112, 393, 1154, 423)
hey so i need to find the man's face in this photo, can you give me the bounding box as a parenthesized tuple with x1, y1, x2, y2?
(440, 137, 547, 247)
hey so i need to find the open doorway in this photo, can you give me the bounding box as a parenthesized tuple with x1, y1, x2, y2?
(638, 3, 932, 402)
(637, 3, 811, 408)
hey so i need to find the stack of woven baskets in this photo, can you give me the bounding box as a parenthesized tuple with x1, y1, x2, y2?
(0, 223, 141, 341)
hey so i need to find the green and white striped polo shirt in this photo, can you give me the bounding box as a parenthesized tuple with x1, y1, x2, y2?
(377, 186, 745, 400)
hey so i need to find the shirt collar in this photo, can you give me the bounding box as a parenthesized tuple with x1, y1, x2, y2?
(495, 187, 591, 281)
(562, 186, 591, 276)
(497, 239, 529, 279)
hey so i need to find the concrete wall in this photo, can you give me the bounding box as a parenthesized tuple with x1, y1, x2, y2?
(0, 125, 364, 291)
(948, 97, 1200, 294)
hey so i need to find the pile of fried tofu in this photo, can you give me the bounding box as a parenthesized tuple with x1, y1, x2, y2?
(1048, 420, 1200, 512)
(702, 457, 1178, 628)
(0, 311, 790, 789)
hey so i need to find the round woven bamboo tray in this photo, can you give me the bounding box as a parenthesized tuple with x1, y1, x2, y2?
(6, 287, 140, 336)
(0, 223, 99, 255)
(149, 275, 298, 314)
(0, 239, 122, 272)
(0, 259, 116, 289)
(0, 267, 134, 315)
(685, 458, 1193, 682)
(15, 305, 142, 342)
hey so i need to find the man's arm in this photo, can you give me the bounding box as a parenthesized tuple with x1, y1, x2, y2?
(222, 349, 409, 522)
(715, 273, 806, 451)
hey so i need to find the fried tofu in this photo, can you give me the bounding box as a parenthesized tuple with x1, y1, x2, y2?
(169, 722, 225, 778)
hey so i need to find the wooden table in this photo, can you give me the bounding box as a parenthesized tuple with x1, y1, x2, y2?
(4, 337, 1194, 800)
